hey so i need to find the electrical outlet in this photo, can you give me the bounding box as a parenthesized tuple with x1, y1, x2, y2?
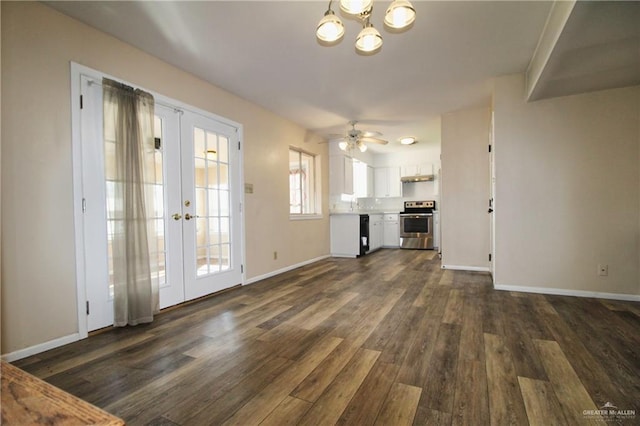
(273, 251, 278, 260)
(598, 264, 608, 276)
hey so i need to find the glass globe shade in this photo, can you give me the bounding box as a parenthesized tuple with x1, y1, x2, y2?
(340, 0, 374, 15)
(316, 10, 345, 43)
(355, 25, 383, 53)
(384, 0, 416, 29)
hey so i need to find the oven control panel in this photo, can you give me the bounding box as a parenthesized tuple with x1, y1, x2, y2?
(405, 200, 435, 209)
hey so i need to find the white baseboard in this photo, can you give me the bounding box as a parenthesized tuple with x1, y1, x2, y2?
(2, 256, 332, 362)
(494, 284, 640, 302)
(442, 264, 491, 272)
(2, 333, 81, 363)
(244, 255, 331, 285)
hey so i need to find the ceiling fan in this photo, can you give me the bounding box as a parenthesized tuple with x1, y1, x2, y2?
(332, 121, 389, 153)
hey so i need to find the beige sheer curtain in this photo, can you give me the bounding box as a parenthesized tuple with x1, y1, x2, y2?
(103, 78, 159, 326)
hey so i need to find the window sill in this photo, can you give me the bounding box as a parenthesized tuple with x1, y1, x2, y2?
(290, 214, 324, 221)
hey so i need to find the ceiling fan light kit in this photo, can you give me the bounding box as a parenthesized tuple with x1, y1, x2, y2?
(338, 140, 368, 153)
(316, 0, 416, 55)
(334, 121, 388, 152)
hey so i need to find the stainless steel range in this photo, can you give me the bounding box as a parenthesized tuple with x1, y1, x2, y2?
(400, 200, 435, 250)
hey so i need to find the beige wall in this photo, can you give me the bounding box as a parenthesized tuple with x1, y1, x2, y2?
(1, 2, 329, 355)
(0, 3, 3, 346)
(493, 73, 640, 296)
(441, 107, 491, 269)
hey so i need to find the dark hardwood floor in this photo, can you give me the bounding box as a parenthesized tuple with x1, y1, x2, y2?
(14, 249, 640, 425)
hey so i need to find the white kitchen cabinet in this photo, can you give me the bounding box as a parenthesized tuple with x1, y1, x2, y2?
(383, 213, 399, 247)
(369, 214, 384, 251)
(330, 155, 354, 196)
(344, 157, 354, 194)
(401, 163, 433, 177)
(330, 214, 360, 257)
(374, 167, 401, 198)
(353, 159, 370, 198)
(366, 165, 375, 198)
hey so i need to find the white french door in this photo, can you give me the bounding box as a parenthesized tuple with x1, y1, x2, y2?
(155, 104, 185, 309)
(180, 112, 243, 300)
(77, 70, 243, 331)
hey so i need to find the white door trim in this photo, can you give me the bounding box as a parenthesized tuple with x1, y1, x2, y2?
(71, 62, 88, 339)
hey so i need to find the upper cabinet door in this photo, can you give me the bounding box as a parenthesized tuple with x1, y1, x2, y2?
(374, 167, 401, 198)
(401, 163, 433, 177)
(329, 154, 354, 196)
(366, 165, 375, 198)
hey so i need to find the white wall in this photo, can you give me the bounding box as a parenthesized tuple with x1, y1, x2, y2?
(493, 73, 640, 297)
(440, 107, 491, 270)
(1, 2, 329, 355)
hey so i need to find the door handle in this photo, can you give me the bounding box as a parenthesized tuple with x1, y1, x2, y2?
(184, 213, 198, 221)
(488, 208, 494, 214)
(172, 213, 182, 221)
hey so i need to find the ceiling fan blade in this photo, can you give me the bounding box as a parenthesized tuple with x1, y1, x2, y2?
(360, 136, 388, 145)
(360, 130, 382, 138)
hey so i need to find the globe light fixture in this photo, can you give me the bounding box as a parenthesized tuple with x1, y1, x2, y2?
(316, 5, 345, 43)
(384, 0, 416, 29)
(339, 0, 374, 15)
(356, 21, 383, 54)
(316, 0, 416, 56)
(400, 137, 417, 145)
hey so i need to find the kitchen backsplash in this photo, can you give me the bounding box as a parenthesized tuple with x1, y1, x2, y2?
(357, 197, 404, 212)
(331, 194, 441, 213)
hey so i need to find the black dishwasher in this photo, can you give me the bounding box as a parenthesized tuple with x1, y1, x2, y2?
(359, 214, 370, 256)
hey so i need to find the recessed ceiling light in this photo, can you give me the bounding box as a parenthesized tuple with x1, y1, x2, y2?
(400, 137, 416, 145)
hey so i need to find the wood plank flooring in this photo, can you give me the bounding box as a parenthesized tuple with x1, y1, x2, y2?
(13, 249, 640, 425)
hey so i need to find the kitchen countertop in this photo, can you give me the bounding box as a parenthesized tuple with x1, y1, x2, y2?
(330, 211, 400, 215)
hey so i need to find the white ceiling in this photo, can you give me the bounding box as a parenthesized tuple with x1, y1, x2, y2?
(45, 1, 639, 154)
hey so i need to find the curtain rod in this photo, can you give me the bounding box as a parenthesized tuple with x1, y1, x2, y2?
(87, 79, 183, 114)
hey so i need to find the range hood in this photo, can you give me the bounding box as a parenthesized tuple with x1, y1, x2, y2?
(401, 174, 434, 183)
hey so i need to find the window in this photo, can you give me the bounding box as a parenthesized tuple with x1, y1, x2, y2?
(289, 147, 320, 216)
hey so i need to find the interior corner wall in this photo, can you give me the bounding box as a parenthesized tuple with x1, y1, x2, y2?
(493, 73, 640, 296)
(0, 2, 329, 356)
(441, 107, 491, 270)
(0, 2, 3, 342)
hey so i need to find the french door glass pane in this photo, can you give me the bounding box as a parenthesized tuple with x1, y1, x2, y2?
(219, 218, 230, 244)
(194, 126, 231, 277)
